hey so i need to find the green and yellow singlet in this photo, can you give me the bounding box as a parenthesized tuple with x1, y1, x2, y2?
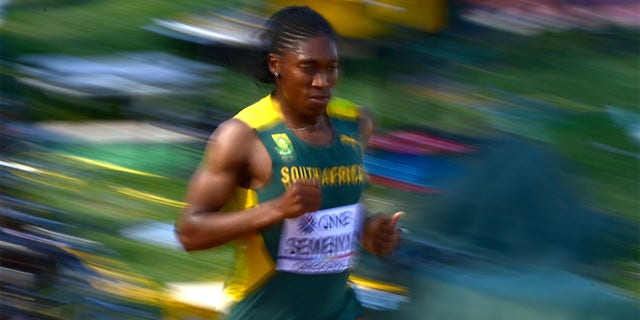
(222, 94, 366, 320)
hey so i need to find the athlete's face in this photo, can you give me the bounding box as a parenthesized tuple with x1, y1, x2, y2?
(270, 35, 339, 117)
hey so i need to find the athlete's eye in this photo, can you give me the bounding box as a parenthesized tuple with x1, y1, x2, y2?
(298, 64, 339, 76)
(299, 65, 314, 73)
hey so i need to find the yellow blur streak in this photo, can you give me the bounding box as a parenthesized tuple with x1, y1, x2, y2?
(56, 154, 163, 178)
(2, 159, 82, 182)
(349, 274, 409, 295)
(3, 159, 85, 190)
(402, 84, 477, 103)
(526, 94, 601, 112)
(112, 186, 186, 208)
(471, 93, 521, 108)
(64, 248, 164, 305)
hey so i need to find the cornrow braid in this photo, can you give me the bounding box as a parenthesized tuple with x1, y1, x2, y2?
(254, 6, 336, 83)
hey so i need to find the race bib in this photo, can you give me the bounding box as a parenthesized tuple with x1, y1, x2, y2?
(276, 204, 363, 274)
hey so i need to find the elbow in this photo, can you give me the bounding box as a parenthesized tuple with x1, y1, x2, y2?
(174, 226, 226, 252)
(176, 232, 199, 252)
(175, 210, 231, 251)
(174, 222, 202, 252)
(175, 211, 207, 251)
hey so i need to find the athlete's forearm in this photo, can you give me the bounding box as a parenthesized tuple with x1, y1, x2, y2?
(176, 202, 282, 251)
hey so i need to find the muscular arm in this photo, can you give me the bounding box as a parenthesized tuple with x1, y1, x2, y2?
(176, 119, 321, 251)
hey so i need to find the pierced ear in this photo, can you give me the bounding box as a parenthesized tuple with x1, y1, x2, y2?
(268, 53, 280, 77)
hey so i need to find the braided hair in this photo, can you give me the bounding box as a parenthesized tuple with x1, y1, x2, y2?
(254, 6, 337, 83)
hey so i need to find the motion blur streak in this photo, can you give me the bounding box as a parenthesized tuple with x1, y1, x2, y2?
(0, 0, 638, 319)
(112, 187, 187, 208)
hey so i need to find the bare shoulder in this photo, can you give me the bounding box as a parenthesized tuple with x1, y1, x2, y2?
(329, 97, 373, 140)
(210, 118, 255, 142)
(205, 117, 270, 188)
(204, 118, 258, 168)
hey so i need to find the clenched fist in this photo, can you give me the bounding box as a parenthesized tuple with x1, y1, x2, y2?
(362, 211, 404, 256)
(274, 179, 322, 219)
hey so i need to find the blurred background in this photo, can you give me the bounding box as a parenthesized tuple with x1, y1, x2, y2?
(1, 0, 638, 319)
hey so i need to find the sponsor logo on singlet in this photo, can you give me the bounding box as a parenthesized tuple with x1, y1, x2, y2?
(277, 204, 363, 274)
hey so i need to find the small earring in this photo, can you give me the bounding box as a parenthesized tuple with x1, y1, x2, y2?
(273, 71, 279, 79)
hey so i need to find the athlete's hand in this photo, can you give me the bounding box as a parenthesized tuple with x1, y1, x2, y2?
(274, 179, 322, 219)
(362, 211, 404, 256)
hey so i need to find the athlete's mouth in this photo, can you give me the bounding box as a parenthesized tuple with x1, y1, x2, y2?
(309, 95, 330, 103)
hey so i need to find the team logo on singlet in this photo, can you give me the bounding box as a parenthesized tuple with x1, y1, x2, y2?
(272, 133, 293, 159)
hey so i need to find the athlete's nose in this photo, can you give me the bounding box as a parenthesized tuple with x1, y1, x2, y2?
(311, 72, 327, 88)
(311, 70, 334, 88)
